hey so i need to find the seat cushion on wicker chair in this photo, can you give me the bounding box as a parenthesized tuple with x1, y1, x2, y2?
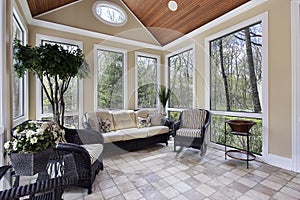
(176, 128, 202, 138)
(81, 144, 103, 164)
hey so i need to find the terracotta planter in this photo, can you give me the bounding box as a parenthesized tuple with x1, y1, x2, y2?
(8, 147, 53, 176)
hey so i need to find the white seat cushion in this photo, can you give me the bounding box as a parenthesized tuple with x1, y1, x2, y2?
(102, 131, 124, 143)
(145, 126, 169, 137)
(81, 144, 103, 164)
(117, 128, 148, 141)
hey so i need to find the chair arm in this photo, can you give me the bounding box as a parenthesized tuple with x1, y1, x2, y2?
(173, 120, 181, 135)
(55, 143, 92, 170)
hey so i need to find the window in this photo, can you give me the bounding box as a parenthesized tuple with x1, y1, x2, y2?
(136, 53, 159, 108)
(208, 21, 265, 155)
(36, 35, 83, 128)
(12, 9, 28, 125)
(167, 45, 195, 119)
(95, 46, 127, 110)
(92, 1, 127, 26)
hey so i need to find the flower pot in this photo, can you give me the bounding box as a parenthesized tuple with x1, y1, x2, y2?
(8, 147, 53, 176)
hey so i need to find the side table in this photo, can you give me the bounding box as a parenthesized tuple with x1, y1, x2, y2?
(224, 119, 256, 169)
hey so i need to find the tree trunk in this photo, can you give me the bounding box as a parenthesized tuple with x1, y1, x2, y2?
(219, 39, 231, 111)
(245, 27, 261, 112)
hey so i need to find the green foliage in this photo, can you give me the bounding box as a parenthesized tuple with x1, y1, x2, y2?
(158, 85, 171, 108)
(211, 114, 262, 155)
(13, 39, 89, 126)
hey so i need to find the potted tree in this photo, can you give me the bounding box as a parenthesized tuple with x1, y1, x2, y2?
(158, 85, 171, 116)
(13, 39, 89, 127)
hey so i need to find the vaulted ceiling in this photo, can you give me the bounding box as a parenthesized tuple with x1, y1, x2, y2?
(26, 0, 250, 46)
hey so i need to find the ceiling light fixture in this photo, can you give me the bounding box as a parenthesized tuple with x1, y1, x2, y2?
(168, 1, 178, 11)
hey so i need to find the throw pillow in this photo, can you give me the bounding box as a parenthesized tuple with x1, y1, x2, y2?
(99, 119, 111, 133)
(149, 114, 165, 126)
(137, 117, 151, 128)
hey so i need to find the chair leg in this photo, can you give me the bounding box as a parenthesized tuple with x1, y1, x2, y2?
(174, 145, 176, 152)
(200, 143, 207, 156)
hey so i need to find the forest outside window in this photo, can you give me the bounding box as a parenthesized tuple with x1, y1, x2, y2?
(168, 47, 195, 120)
(209, 22, 263, 155)
(136, 53, 159, 109)
(96, 48, 126, 110)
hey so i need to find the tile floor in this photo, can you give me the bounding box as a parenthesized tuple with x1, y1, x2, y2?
(64, 139, 300, 200)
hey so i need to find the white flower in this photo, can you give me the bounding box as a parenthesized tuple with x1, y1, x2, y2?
(12, 141, 18, 151)
(26, 130, 35, 138)
(4, 142, 10, 150)
(30, 137, 38, 144)
(36, 128, 44, 135)
(13, 130, 19, 137)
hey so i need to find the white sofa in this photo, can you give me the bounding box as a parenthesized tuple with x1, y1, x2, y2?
(83, 109, 170, 151)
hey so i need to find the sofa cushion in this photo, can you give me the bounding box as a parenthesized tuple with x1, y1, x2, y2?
(103, 131, 124, 143)
(137, 116, 151, 128)
(113, 111, 136, 130)
(81, 144, 103, 164)
(99, 119, 111, 133)
(96, 110, 115, 131)
(149, 114, 166, 126)
(135, 109, 158, 123)
(118, 128, 148, 141)
(145, 126, 169, 137)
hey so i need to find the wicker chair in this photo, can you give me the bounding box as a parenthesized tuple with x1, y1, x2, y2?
(173, 109, 211, 156)
(57, 127, 104, 194)
(0, 154, 78, 200)
(11, 121, 104, 195)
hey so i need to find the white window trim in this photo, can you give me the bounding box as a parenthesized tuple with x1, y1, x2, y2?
(204, 12, 269, 161)
(291, 0, 300, 173)
(35, 34, 84, 128)
(135, 52, 160, 109)
(165, 43, 196, 112)
(12, 3, 29, 126)
(93, 44, 128, 110)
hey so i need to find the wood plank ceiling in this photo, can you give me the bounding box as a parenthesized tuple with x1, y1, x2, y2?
(26, 0, 250, 46)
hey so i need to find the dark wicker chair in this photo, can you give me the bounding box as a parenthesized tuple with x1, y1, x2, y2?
(11, 120, 104, 195)
(173, 109, 211, 156)
(59, 127, 104, 194)
(0, 154, 78, 200)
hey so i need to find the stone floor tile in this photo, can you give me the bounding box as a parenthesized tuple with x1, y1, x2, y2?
(163, 175, 181, 185)
(260, 179, 283, 190)
(280, 185, 300, 199)
(102, 186, 121, 199)
(160, 186, 180, 199)
(196, 184, 216, 196)
(123, 189, 143, 200)
(172, 181, 192, 193)
(151, 179, 169, 190)
(237, 177, 258, 188)
(253, 183, 277, 197)
(245, 189, 270, 200)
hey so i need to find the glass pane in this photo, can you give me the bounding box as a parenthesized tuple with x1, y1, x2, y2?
(210, 23, 262, 113)
(97, 49, 124, 109)
(96, 5, 126, 24)
(210, 114, 262, 155)
(169, 48, 193, 109)
(137, 55, 157, 108)
(42, 115, 79, 129)
(12, 15, 25, 119)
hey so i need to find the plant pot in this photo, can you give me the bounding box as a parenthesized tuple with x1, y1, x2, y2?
(8, 147, 53, 176)
(226, 119, 256, 133)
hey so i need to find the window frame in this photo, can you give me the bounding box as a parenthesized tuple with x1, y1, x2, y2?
(135, 52, 160, 109)
(94, 44, 128, 110)
(205, 13, 269, 160)
(12, 6, 28, 126)
(35, 34, 84, 128)
(165, 43, 196, 114)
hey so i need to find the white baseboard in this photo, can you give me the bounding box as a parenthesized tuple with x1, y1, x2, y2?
(265, 154, 293, 171)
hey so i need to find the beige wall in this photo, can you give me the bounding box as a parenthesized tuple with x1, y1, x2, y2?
(22, 0, 292, 159)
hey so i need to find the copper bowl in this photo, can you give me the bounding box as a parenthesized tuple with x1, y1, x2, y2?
(226, 119, 256, 133)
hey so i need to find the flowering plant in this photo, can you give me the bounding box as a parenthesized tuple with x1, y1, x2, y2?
(4, 120, 65, 154)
